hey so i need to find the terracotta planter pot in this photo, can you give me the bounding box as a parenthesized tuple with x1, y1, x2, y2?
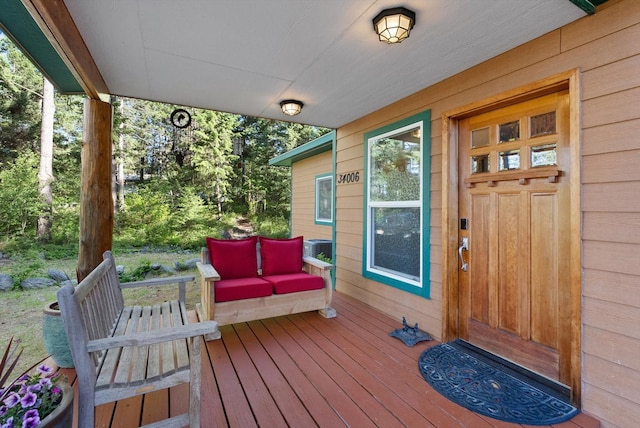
(42, 302, 74, 368)
(38, 382, 74, 428)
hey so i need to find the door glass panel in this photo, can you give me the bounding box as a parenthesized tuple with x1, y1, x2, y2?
(498, 150, 519, 171)
(471, 127, 490, 148)
(472, 155, 490, 174)
(530, 112, 556, 137)
(531, 143, 557, 167)
(499, 120, 520, 143)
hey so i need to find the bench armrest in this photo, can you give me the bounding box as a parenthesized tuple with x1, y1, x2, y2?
(119, 275, 195, 289)
(86, 320, 219, 352)
(120, 275, 195, 303)
(196, 262, 221, 281)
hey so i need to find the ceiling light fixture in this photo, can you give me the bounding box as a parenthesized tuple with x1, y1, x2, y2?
(373, 7, 416, 44)
(280, 99, 304, 116)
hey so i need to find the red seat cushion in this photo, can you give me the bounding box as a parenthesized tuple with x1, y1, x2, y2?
(214, 277, 272, 302)
(206, 236, 258, 279)
(259, 236, 304, 276)
(262, 272, 324, 294)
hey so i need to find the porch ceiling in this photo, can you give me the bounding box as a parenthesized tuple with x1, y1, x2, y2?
(6, 1, 596, 129)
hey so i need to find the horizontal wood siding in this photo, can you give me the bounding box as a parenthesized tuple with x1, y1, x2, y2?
(290, 152, 333, 241)
(334, 0, 639, 425)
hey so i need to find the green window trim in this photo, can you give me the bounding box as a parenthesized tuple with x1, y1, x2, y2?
(362, 109, 431, 298)
(314, 173, 334, 225)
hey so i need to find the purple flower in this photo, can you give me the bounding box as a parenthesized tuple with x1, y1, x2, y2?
(1, 416, 13, 428)
(26, 383, 42, 395)
(21, 409, 40, 428)
(0, 405, 6, 416)
(36, 365, 53, 376)
(3, 393, 19, 408)
(20, 391, 37, 408)
(51, 386, 61, 395)
(39, 378, 52, 388)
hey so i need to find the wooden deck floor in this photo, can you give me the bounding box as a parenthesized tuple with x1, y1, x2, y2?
(59, 292, 600, 427)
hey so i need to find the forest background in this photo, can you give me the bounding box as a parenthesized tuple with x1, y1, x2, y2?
(0, 31, 329, 283)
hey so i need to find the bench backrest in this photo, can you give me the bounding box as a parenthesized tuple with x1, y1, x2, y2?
(57, 251, 124, 376)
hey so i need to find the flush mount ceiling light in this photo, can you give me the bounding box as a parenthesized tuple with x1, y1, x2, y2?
(280, 99, 304, 116)
(373, 7, 416, 44)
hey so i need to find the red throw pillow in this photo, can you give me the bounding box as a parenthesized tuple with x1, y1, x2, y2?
(259, 236, 304, 276)
(206, 236, 258, 279)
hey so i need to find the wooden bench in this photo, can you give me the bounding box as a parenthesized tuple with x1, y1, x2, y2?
(196, 237, 336, 338)
(57, 251, 218, 428)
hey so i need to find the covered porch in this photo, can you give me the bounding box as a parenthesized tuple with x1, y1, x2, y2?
(55, 292, 599, 428)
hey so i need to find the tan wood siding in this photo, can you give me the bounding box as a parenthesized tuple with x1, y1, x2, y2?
(334, 0, 640, 425)
(290, 152, 333, 241)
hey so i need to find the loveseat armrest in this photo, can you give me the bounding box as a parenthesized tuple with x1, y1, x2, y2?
(197, 261, 221, 323)
(196, 262, 221, 282)
(303, 256, 333, 271)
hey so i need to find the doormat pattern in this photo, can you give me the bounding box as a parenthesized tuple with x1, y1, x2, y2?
(418, 341, 579, 425)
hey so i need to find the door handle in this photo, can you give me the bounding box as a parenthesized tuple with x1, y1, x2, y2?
(458, 237, 469, 272)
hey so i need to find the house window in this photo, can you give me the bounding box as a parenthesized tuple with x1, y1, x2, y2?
(363, 110, 431, 297)
(315, 174, 333, 224)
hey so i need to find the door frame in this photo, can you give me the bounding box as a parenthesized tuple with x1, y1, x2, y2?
(441, 69, 582, 404)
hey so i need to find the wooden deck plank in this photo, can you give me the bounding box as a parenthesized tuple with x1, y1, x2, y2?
(140, 389, 167, 426)
(246, 319, 346, 427)
(58, 292, 599, 428)
(262, 316, 377, 427)
(232, 322, 319, 427)
(220, 324, 289, 427)
(206, 329, 257, 428)
(274, 314, 405, 427)
(291, 312, 435, 427)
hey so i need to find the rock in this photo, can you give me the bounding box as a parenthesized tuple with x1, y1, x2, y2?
(60, 279, 78, 288)
(116, 265, 125, 274)
(151, 263, 161, 270)
(48, 268, 70, 282)
(21, 277, 57, 289)
(184, 258, 200, 269)
(160, 265, 176, 274)
(0, 274, 13, 291)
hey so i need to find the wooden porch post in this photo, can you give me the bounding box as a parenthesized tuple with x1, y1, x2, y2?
(77, 98, 113, 281)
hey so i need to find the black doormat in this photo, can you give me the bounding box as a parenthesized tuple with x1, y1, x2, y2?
(418, 340, 579, 425)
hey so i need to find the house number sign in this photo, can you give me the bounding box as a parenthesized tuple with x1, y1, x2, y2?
(337, 171, 360, 184)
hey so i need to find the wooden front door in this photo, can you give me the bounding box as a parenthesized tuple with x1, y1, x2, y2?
(458, 91, 571, 384)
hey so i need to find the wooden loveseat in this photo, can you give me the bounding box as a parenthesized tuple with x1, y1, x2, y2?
(57, 251, 219, 428)
(196, 236, 336, 338)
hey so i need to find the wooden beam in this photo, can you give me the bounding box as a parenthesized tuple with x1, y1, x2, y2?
(21, 0, 108, 98)
(77, 98, 112, 282)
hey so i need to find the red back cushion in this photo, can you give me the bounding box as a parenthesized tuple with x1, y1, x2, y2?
(259, 236, 304, 276)
(206, 236, 258, 279)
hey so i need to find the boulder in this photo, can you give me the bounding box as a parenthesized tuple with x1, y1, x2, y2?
(48, 268, 70, 282)
(0, 274, 13, 291)
(21, 277, 57, 289)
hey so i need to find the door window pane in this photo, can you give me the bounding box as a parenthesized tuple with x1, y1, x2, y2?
(530, 112, 556, 137)
(472, 155, 490, 174)
(498, 150, 520, 171)
(531, 144, 557, 167)
(472, 127, 490, 148)
(499, 120, 520, 143)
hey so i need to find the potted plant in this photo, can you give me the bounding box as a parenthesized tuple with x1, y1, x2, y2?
(42, 302, 74, 368)
(0, 337, 73, 428)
